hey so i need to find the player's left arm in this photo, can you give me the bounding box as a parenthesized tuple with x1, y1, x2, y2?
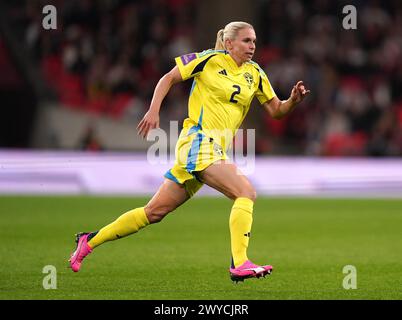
(262, 81, 310, 120)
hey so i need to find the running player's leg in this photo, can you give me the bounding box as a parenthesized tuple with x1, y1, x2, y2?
(198, 160, 256, 201)
(69, 179, 190, 272)
(88, 179, 189, 248)
(198, 160, 272, 280)
(198, 160, 255, 267)
(144, 178, 191, 223)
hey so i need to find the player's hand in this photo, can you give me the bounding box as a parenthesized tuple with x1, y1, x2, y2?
(290, 81, 310, 105)
(137, 110, 160, 139)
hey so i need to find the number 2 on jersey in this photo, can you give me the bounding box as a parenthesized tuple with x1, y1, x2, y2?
(230, 85, 241, 103)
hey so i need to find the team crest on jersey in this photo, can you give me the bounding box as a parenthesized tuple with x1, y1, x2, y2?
(244, 72, 254, 88)
(213, 143, 223, 156)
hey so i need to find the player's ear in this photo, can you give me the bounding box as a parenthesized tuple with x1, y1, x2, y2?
(225, 39, 232, 50)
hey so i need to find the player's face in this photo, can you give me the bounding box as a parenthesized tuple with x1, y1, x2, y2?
(227, 28, 256, 65)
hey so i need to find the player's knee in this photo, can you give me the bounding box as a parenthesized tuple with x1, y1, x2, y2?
(250, 189, 257, 202)
(144, 203, 175, 224)
(237, 186, 257, 202)
(246, 189, 257, 202)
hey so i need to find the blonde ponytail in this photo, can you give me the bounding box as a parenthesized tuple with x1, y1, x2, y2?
(214, 29, 225, 50)
(214, 22, 254, 51)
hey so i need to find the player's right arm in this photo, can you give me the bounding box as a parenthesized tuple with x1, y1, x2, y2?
(137, 66, 183, 139)
(137, 50, 215, 138)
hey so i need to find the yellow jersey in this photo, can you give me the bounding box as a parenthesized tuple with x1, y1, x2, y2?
(175, 49, 276, 151)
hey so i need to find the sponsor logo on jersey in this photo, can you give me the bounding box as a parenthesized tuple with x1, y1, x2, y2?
(218, 69, 228, 76)
(180, 53, 197, 65)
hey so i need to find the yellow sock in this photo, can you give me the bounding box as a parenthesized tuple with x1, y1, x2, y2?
(88, 207, 149, 249)
(229, 197, 254, 268)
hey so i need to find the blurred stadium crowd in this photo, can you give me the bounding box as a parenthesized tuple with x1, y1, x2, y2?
(16, 0, 196, 125)
(254, 0, 402, 156)
(2, 0, 402, 156)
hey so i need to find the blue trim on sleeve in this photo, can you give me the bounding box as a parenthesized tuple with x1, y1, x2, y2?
(198, 49, 226, 57)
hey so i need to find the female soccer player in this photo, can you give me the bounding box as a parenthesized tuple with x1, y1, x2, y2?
(69, 21, 310, 282)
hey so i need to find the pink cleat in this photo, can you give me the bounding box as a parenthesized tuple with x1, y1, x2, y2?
(69, 232, 93, 272)
(229, 260, 273, 282)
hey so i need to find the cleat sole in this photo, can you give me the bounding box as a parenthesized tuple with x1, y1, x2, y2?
(230, 268, 273, 282)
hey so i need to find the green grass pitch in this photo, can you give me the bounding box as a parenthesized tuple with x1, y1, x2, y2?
(0, 196, 401, 300)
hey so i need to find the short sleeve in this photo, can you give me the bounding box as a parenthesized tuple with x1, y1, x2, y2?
(175, 51, 217, 81)
(255, 67, 276, 105)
